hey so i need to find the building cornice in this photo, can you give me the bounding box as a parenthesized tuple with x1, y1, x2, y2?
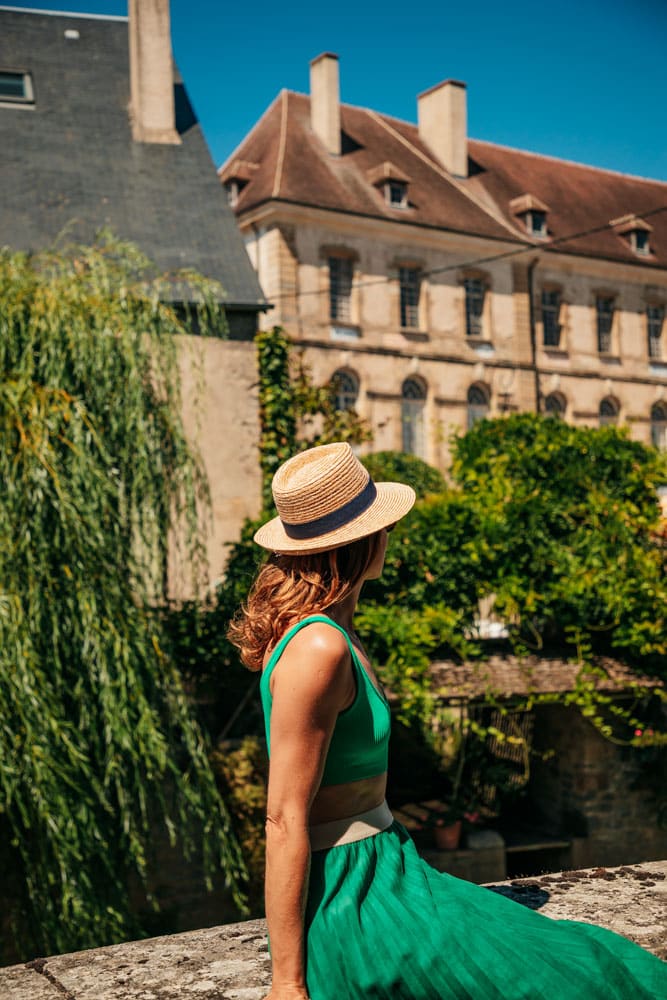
(295, 338, 667, 388)
(238, 199, 667, 281)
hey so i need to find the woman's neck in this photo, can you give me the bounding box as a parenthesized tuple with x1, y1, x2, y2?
(325, 586, 362, 632)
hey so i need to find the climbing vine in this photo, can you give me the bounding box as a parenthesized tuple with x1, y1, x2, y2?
(256, 327, 298, 511)
(0, 234, 246, 962)
(256, 326, 371, 510)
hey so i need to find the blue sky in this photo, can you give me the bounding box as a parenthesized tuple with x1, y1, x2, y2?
(7, 0, 667, 179)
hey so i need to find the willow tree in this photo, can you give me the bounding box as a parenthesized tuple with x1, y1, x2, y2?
(0, 234, 246, 961)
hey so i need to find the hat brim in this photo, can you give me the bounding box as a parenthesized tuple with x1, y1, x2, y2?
(253, 481, 416, 554)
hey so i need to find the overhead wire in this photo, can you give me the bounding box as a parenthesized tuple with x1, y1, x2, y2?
(265, 202, 667, 305)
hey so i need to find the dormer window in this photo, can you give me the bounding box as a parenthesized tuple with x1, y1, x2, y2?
(218, 158, 259, 209)
(611, 214, 652, 257)
(386, 180, 407, 208)
(0, 70, 34, 105)
(527, 210, 547, 237)
(509, 193, 550, 239)
(225, 179, 246, 208)
(367, 162, 410, 210)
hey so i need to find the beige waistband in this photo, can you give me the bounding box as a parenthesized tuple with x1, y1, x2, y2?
(309, 800, 394, 852)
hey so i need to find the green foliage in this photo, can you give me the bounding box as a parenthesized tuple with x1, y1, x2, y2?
(451, 413, 667, 669)
(256, 328, 297, 511)
(363, 491, 483, 617)
(163, 517, 266, 741)
(361, 451, 445, 498)
(218, 366, 667, 836)
(356, 603, 479, 725)
(210, 736, 268, 915)
(0, 234, 245, 962)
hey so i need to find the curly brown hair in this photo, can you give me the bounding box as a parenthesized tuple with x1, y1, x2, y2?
(227, 532, 381, 672)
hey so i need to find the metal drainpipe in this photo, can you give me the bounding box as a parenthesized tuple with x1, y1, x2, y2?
(251, 222, 261, 288)
(527, 257, 540, 413)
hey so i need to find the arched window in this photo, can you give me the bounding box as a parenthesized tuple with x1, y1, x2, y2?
(599, 397, 619, 427)
(467, 384, 490, 430)
(401, 377, 426, 457)
(544, 392, 566, 419)
(651, 402, 667, 450)
(332, 369, 359, 412)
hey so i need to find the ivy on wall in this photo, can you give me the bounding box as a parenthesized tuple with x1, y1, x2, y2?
(256, 327, 297, 511)
(256, 326, 372, 510)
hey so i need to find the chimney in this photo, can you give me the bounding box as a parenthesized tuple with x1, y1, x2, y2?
(310, 53, 341, 156)
(417, 79, 467, 177)
(129, 0, 180, 144)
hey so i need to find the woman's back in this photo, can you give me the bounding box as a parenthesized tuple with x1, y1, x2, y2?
(261, 615, 389, 825)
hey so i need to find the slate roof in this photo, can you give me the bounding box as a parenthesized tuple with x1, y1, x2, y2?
(221, 89, 667, 270)
(429, 655, 664, 703)
(0, 7, 266, 312)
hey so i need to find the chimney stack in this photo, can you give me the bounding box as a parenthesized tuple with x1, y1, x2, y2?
(310, 53, 341, 156)
(129, 0, 180, 144)
(417, 79, 467, 177)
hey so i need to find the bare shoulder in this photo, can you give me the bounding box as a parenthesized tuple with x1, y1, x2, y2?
(272, 621, 351, 700)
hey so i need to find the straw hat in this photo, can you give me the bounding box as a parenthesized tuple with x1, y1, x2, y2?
(254, 442, 416, 554)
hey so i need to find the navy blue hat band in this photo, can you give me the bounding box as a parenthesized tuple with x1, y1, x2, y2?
(282, 479, 377, 540)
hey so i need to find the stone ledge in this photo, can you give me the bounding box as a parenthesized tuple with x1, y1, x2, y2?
(2, 861, 665, 999)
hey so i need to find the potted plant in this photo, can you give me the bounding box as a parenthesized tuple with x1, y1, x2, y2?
(431, 808, 464, 850)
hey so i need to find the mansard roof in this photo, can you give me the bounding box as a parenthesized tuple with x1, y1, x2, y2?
(222, 89, 667, 270)
(0, 7, 266, 312)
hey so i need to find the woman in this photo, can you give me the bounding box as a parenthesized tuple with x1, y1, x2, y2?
(229, 442, 667, 1000)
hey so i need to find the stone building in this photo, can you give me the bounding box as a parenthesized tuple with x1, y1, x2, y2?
(0, 3, 267, 588)
(221, 54, 667, 467)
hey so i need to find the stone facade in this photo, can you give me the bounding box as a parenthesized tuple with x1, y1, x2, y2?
(243, 211, 667, 468)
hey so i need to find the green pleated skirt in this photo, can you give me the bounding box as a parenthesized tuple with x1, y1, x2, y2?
(303, 822, 667, 999)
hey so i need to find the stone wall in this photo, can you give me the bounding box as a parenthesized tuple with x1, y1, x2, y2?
(530, 703, 667, 869)
(170, 336, 261, 599)
(3, 861, 665, 998)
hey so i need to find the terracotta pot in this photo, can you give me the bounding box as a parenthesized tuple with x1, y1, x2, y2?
(433, 819, 462, 850)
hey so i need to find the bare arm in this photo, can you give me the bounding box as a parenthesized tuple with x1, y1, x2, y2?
(263, 624, 353, 999)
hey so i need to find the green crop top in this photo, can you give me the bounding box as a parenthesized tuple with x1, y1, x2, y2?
(259, 614, 391, 787)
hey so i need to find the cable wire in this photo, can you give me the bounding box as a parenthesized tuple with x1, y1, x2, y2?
(265, 202, 667, 305)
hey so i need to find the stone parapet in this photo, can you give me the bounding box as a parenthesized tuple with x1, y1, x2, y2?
(2, 861, 665, 998)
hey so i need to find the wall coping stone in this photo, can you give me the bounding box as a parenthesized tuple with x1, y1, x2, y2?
(2, 861, 665, 999)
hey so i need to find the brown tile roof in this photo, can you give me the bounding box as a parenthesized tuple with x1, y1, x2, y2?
(221, 91, 667, 269)
(220, 91, 515, 242)
(429, 655, 664, 702)
(467, 140, 667, 267)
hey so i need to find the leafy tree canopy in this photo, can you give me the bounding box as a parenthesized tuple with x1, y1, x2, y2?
(361, 451, 446, 499)
(449, 414, 667, 668)
(0, 234, 245, 961)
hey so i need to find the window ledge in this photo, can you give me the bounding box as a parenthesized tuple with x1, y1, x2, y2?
(401, 328, 429, 342)
(329, 324, 361, 341)
(467, 337, 495, 358)
(598, 353, 621, 364)
(0, 99, 35, 110)
(649, 362, 667, 377)
(542, 347, 568, 358)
